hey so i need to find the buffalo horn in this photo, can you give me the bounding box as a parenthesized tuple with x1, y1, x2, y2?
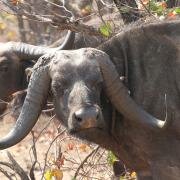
(0, 56, 51, 149)
(98, 53, 167, 129)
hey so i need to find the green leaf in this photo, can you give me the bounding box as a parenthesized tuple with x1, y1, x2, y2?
(174, 8, 180, 14)
(120, 176, 125, 180)
(99, 22, 112, 37)
(148, 0, 167, 16)
(107, 151, 118, 165)
(148, 0, 159, 12)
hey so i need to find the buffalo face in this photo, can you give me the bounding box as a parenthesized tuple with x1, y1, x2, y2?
(51, 52, 107, 134)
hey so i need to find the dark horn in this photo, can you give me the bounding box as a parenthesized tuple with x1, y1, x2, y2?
(98, 53, 167, 129)
(0, 56, 51, 150)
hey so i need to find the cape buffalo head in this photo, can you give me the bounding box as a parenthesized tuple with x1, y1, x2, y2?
(0, 48, 167, 149)
(51, 51, 105, 132)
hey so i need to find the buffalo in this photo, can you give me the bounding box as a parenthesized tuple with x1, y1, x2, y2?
(0, 30, 75, 115)
(0, 20, 180, 180)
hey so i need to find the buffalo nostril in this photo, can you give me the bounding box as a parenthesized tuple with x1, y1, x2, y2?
(74, 113, 83, 122)
(74, 107, 100, 125)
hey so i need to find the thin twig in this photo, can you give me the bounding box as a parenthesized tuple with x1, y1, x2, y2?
(0, 99, 9, 104)
(28, 115, 55, 175)
(31, 115, 55, 144)
(0, 110, 11, 118)
(0, 152, 30, 180)
(95, 0, 106, 25)
(29, 131, 39, 180)
(0, 166, 13, 180)
(73, 146, 100, 179)
(85, 148, 105, 176)
(40, 129, 66, 180)
(138, 0, 156, 18)
(6, 151, 29, 180)
(1, 0, 102, 36)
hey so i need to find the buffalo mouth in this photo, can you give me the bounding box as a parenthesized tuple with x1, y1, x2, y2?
(69, 126, 111, 145)
(69, 126, 104, 134)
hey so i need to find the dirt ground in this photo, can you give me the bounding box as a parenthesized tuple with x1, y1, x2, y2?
(0, 113, 115, 180)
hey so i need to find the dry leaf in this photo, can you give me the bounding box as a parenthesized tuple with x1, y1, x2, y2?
(52, 169, 63, 180)
(67, 143, 74, 151)
(79, 144, 88, 152)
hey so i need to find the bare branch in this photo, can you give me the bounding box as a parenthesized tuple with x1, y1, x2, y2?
(0, 110, 11, 119)
(73, 146, 100, 179)
(0, 99, 9, 105)
(29, 131, 39, 180)
(0, 166, 13, 180)
(6, 151, 30, 180)
(1, 0, 102, 36)
(0, 152, 29, 180)
(41, 129, 66, 180)
(51, 15, 102, 36)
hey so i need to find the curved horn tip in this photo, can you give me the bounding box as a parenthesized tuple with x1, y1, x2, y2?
(157, 120, 166, 128)
(158, 114, 172, 130)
